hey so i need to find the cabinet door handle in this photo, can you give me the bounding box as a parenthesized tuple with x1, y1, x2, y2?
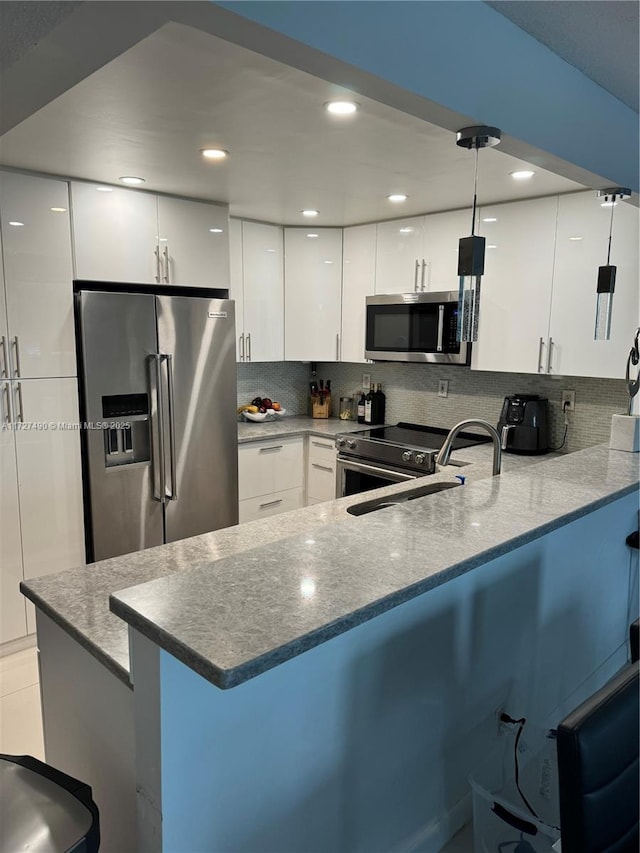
(163, 245, 170, 283)
(1, 383, 11, 424)
(239, 333, 245, 362)
(537, 337, 545, 373)
(258, 445, 283, 453)
(312, 463, 334, 473)
(14, 382, 24, 423)
(246, 332, 251, 362)
(259, 498, 283, 509)
(547, 337, 554, 373)
(414, 259, 419, 292)
(0, 336, 8, 378)
(421, 259, 427, 291)
(154, 246, 161, 283)
(336, 333, 340, 360)
(12, 336, 21, 378)
(312, 441, 333, 449)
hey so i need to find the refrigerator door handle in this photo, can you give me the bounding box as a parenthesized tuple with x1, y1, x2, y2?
(165, 353, 178, 501)
(150, 354, 166, 503)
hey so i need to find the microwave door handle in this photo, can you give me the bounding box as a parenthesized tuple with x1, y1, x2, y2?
(436, 305, 444, 351)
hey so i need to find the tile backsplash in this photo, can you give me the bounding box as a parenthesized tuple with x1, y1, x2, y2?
(237, 361, 629, 453)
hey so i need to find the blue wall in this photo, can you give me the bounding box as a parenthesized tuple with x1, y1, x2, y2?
(214, 1, 638, 191)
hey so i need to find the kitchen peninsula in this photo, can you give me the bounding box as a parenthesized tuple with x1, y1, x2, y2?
(22, 421, 639, 853)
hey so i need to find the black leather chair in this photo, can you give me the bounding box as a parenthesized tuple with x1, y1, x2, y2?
(556, 661, 639, 853)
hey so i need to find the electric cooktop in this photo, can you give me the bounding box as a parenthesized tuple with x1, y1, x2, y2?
(356, 422, 492, 452)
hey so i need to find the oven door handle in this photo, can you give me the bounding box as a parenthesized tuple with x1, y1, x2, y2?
(337, 458, 418, 482)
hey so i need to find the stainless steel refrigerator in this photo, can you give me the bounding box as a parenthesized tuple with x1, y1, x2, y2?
(76, 285, 238, 562)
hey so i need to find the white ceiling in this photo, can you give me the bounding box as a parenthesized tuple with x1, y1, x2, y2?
(0, 22, 587, 226)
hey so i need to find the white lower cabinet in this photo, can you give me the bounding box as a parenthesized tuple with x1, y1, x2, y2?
(306, 437, 337, 504)
(238, 436, 304, 523)
(0, 377, 84, 642)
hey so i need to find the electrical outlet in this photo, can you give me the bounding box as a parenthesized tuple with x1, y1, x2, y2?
(362, 373, 371, 391)
(438, 380, 449, 398)
(561, 390, 576, 411)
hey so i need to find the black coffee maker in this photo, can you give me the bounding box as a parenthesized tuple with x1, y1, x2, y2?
(498, 394, 550, 454)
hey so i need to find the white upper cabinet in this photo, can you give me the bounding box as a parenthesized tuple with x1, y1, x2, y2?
(156, 195, 229, 289)
(548, 193, 639, 379)
(341, 224, 376, 363)
(72, 182, 159, 284)
(422, 208, 473, 292)
(375, 216, 426, 294)
(471, 197, 558, 375)
(229, 219, 245, 361)
(285, 228, 343, 361)
(72, 182, 230, 287)
(241, 221, 284, 362)
(0, 172, 76, 379)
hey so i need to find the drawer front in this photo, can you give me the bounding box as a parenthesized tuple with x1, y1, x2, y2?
(238, 437, 303, 499)
(307, 457, 337, 503)
(238, 487, 304, 523)
(308, 436, 336, 463)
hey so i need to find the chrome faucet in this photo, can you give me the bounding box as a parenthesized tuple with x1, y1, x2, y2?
(436, 419, 502, 475)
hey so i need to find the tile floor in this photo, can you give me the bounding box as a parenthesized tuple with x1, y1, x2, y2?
(0, 644, 473, 850)
(0, 644, 44, 760)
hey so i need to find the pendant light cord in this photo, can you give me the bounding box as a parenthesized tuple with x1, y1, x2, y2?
(606, 197, 615, 265)
(471, 145, 479, 236)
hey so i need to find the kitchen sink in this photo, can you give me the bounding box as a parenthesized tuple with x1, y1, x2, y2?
(346, 480, 461, 516)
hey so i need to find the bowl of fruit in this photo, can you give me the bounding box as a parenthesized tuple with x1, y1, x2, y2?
(238, 398, 285, 422)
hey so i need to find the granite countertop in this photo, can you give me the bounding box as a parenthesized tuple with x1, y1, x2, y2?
(237, 415, 365, 443)
(22, 415, 638, 690)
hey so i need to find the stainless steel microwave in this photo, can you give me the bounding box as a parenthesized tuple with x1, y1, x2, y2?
(365, 291, 469, 364)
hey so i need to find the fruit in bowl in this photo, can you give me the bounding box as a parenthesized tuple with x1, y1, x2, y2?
(243, 410, 268, 422)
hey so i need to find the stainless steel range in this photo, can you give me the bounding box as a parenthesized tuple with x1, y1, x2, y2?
(335, 422, 490, 498)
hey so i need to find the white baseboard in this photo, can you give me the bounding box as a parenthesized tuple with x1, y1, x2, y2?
(0, 633, 36, 658)
(392, 793, 473, 853)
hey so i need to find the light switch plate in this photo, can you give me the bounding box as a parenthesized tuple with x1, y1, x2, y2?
(438, 380, 449, 398)
(362, 373, 371, 391)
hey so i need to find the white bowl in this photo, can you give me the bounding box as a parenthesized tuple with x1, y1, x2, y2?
(243, 411, 268, 422)
(273, 408, 286, 417)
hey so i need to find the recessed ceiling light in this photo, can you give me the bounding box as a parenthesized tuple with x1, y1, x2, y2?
(266, 248, 276, 253)
(201, 148, 228, 160)
(209, 228, 223, 233)
(302, 209, 319, 217)
(569, 236, 583, 241)
(323, 260, 334, 264)
(8, 221, 24, 227)
(509, 170, 535, 180)
(119, 176, 145, 185)
(600, 201, 618, 207)
(487, 244, 497, 249)
(325, 100, 359, 115)
(482, 217, 497, 222)
(306, 233, 319, 238)
(399, 227, 414, 233)
(50, 207, 67, 213)
(387, 194, 408, 203)
(95, 186, 113, 192)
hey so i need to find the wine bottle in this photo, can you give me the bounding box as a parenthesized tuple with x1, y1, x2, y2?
(375, 383, 386, 424)
(364, 385, 374, 424)
(357, 391, 366, 424)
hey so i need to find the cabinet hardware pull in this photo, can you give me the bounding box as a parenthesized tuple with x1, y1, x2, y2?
(259, 499, 283, 509)
(0, 336, 7, 379)
(239, 334, 245, 362)
(312, 441, 332, 449)
(259, 445, 283, 453)
(246, 332, 252, 362)
(312, 463, 333, 472)
(163, 245, 170, 283)
(547, 337, 554, 373)
(154, 246, 161, 283)
(537, 337, 545, 373)
(1, 383, 11, 424)
(12, 336, 20, 378)
(414, 259, 419, 292)
(15, 382, 24, 423)
(421, 259, 427, 291)
(336, 333, 340, 360)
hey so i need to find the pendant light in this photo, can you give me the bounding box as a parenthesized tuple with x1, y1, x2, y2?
(594, 187, 631, 340)
(455, 126, 501, 341)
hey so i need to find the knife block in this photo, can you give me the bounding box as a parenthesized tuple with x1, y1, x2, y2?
(311, 395, 331, 419)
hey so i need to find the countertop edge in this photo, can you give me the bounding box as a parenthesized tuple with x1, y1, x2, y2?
(109, 480, 639, 690)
